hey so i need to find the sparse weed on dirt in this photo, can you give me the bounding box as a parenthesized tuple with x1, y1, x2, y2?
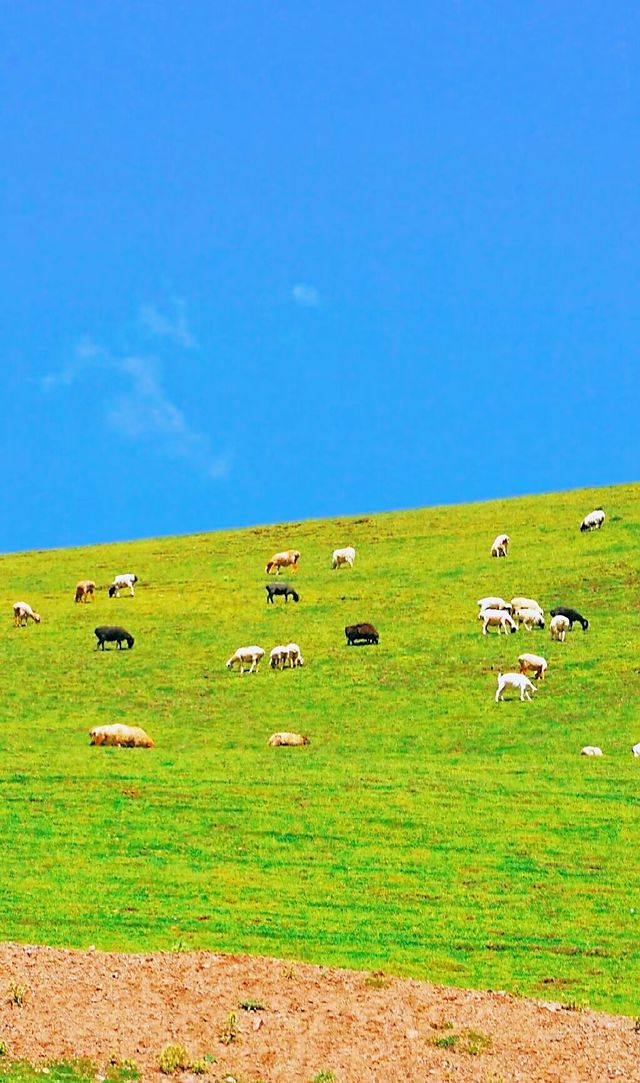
(157, 1045, 191, 1075)
(219, 1011, 239, 1045)
(6, 985, 27, 1008)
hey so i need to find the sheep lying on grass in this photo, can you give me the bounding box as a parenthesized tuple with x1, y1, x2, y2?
(90, 724, 154, 748)
(268, 732, 310, 747)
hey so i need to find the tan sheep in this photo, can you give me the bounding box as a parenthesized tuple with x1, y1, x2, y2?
(268, 732, 310, 747)
(89, 724, 154, 748)
(75, 580, 96, 603)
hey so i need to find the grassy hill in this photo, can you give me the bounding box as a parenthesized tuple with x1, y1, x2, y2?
(0, 481, 638, 1014)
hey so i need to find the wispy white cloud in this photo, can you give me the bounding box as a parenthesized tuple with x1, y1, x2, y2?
(292, 284, 320, 308)
(41, 337, 229, 481)
(139, 299, 197, 349)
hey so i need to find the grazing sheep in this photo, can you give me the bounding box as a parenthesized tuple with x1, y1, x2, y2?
(550, 606, 589, 631)
(550, 614, 570, 642)
(226, 645, 265, 674)
(75, 580, 96, 603)
(270, 643, 304, 669)
(580, 508, 605, 532)
(13, 602, 41, 627)
(284, 642, 304, 668)
(265, 582, 299, 604)
(108, 574, 138, 598)
(510, 597, 543, 615)
(332, 546, 356, 570)
(90, 724, 154, 748)
(518, 653, 548, 680)
(345, 623, 379, 645)
(495, 672, 537, 702)
(478, 608, 517, 635)
(632, 744, 640, 758)
(491, 533, 510, 558)
(581, 746, 603, 757)
(265, 550, 300, 576)
(94, 625, 135, 650)
(477, 596, 512, 612)
(512, 606, 545, 631)
(269, 645, 288, 670)
(268, 732, 310, 747)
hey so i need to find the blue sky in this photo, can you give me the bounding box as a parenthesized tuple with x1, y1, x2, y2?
(2, 2, 638, 551)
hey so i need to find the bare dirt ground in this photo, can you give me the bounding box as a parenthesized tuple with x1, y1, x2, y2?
(0, 943, 638, 1082)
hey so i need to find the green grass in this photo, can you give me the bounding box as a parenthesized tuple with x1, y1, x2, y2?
(0, 482, 638, 1013)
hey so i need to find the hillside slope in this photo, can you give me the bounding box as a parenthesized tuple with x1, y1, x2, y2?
(0, 482, 638, 1013)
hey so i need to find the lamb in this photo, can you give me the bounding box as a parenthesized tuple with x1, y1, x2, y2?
(512, 606, 545, 631)
(491, 533, 510, 558)
(265, 582, 299, 604)
(580, 508, 605, 532)
(477, 597, 512, 612)
(265, 550, 300, 575)
(75, 580, 96, 603)
(226, 645, 265, 674)
(345, 623, 379, 645)
(549, 606, 589, 631)
(268, 732, 310, 747)
(495, 672, 538, 702)
(581, 746, 603, 757)
(108, 574, 138, 598)
(94, 625, 135, 650)
(332, 546, 356, 569)
(518, 653, 548, 680)
(550, 614, 570, 642)
(13, 602, 41, 627)
(90, 724, 154, 748)
(478, 608, 517, 635)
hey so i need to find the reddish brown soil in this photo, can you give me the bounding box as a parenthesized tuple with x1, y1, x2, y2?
(0, 943, 638, 1082)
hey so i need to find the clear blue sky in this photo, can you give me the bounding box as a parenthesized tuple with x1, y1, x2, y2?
(2, 2, 638, 551)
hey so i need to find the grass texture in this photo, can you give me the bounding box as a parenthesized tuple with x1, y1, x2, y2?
(0, 482, 638, 1013)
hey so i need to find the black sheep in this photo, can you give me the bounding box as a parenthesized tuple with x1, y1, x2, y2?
(265, 582, 300, 604)
(94, 625, 135, 650)
(550, 607, 589, 631)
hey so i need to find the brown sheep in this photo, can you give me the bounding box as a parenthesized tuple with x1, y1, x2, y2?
(75, 580, 96, 603)
(265, 549, 300, 575)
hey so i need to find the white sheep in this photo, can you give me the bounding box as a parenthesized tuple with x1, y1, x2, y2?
(269, 645, 288, 670)
(226, 645, 265, 674)
(477, 597, 512, 612)
(632, 744, 640, 758)
(284, 642, 304, 668)
(518, 653, 548, 680)
(479, 608, 517, 635)
(581, 746, 603, 757)
(109, 573, 138, 598)
(13, 602, 41, 627)
(513, 606, 545, 631)
(580, 508, 605, 532)
(90, 724, 154, 748)
(268, 732, 310, 747)
(550, 614, 570, 642)
(491, 533, 510, 558)
(510, 597, 543, 615)
(332, 546, 356, 570)
(495, 672, 537, 702)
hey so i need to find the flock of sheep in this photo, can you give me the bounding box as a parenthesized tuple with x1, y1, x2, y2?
(480, 510, 604, 706)
(11, 509, 619, 751)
